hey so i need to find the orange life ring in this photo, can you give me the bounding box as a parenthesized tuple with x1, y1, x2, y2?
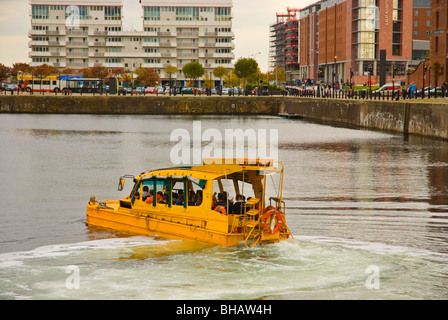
(261, 208, 283, 234)
(214, 205, 227, 215)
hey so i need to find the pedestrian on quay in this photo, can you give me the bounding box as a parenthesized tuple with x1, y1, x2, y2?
(441, 81, 448, 98)
(408, 82, 416, 99)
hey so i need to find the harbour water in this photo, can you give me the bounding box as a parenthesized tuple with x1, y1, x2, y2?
(0, 114, 447, 300)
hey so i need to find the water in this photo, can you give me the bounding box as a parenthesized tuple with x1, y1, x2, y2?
(0, 114, 447, 300)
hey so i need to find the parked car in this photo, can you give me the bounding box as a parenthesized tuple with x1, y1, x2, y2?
(261, 86, 270, 96)
(4, 84, 18, 91)
(181, 87, 199, 94)
(372, 83, 401, 94)
(156, 86, 165, 94)
(145, 87, 157, 94)
(416, 86, 442, 97)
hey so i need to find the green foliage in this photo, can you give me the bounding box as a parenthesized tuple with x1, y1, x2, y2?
(234, 58, 258, 79)
(182, 61, 205, 80)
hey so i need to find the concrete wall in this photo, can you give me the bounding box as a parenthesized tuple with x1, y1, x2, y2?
(282, 98, 448, 140)
(0, 95, 282, 115)
(1, 95, 448, 140)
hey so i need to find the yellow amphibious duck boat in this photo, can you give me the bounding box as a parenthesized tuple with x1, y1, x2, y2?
(86, 158, 293, 247)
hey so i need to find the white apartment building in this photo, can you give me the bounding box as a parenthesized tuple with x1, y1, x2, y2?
(29, 0, 234, 84)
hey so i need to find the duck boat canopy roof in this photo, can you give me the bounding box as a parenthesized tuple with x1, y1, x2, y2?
(138, 158, 282, 181)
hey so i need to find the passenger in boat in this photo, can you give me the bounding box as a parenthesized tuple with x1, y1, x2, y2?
(157, 191, 164, 203)
(145, 190, 163, 204)
(172, 193, 179, 205)
(142, 186, 150, 201)
(189, 193, 198, 206)
(196, 190, 203, 206)
(212, 192, 226, 210)
(175, 190, 184, 205)
(230, 194, 245, 214)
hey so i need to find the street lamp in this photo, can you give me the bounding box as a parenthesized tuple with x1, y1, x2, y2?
(333, 56, 337, 88)
(349, 66, 353, 90)
(31, 69, 34, 95)
(392, 62, 396, 99)
(368, 64, 373, 98)
(422, 60, 427, 99)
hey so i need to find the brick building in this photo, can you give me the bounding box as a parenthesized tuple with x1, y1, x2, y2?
(272, 0, 419, 86)
(429, 0, 448, 86)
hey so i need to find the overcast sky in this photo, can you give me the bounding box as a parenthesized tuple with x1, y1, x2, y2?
(0, 0, 315, 72)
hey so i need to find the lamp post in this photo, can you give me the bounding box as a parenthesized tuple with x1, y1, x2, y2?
(392, 62, 395, 99)
(349, 66, 353, 90)
(333, 55, 337, 88)
(31, 69, 34, 95)
(422, 60, 427, 99)
(368, 64, 373, 98)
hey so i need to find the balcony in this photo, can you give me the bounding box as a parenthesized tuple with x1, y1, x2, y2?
(66, 41, 88, 47)
(66, 29, 89, 36)
(28, 40, 49, 47)
(66, 62, 89, 68)
(142, 63, 163, 69)
(29, 51, 51, 57)
(66, 51, 89, 57)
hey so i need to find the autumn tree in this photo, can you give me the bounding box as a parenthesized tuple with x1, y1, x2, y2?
(61, 68, 77, 75)
(213, 66, 228, 94)
(81, 65, 109, 80)
(135, 67, 160, 88)
(164, 65, 178, 88)
(11, 63, 32, 78)
(223, 70, 240, 89)
(0, 63, 11, 83)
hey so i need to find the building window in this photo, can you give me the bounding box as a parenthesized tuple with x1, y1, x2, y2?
(106, 58, 122, 64)
(105, 6, 122, 20)
(144, 7, 160, 21)
(176, 7, 199, 21)
(32, 5, 49, 19)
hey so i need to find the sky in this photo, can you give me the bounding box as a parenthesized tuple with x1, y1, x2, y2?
(0, 0, 315, 72)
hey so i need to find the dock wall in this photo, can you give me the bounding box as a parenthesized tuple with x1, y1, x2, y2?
(1, 95, 447, 140)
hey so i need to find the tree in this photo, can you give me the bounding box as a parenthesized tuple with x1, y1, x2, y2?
(268, 67, 286, 85)
(0, 63, 11, 83)
(182, 61, 205, 85)
(61, 68, 77, 75)
(234, 58, 258, 89)
(135, 67, 160, 87)
(164, 65, 178, 91)
(202, 73, 213, 89)
(223, 70, 240, 88)
(11, 63, 32, 78)
(213, 66, 228, 92)
(81, 65, 109, 80)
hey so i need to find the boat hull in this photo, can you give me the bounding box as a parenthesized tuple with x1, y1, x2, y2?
(86, 204, 247, 246)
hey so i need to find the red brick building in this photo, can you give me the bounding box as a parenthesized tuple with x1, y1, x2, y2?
(298, 2, 321, 82)
(429, 0, 448, 86)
